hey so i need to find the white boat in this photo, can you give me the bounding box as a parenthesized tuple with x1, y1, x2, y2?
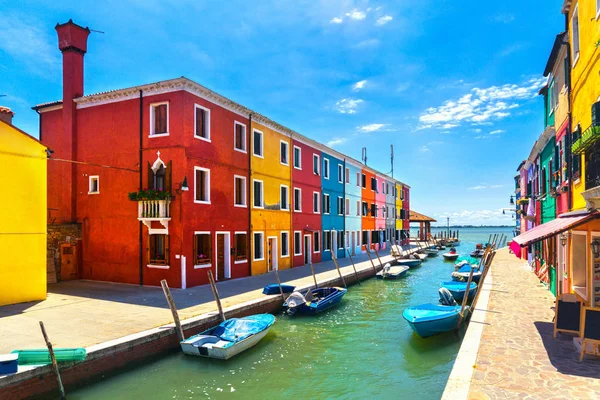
(180, 314, 275, 360)
(376, 264, 410, 279)
(443, 252, 459, 261)
(414, 253, 428, 260)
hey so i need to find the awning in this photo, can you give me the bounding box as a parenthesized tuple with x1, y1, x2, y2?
(512, 211, 599, 247)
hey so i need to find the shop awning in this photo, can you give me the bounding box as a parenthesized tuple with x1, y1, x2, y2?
(512, 211, 599, 247)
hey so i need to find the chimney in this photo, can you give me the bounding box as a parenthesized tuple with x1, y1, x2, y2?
(0, 107, 14, 125)
(55, 20, 90, 221)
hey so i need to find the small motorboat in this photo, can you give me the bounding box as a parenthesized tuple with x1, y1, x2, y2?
(470, 249, 485, 258)
(424, 248, 439, 257)
(442, 247, 459, 261)
(440, 281, 477, 302)
(396, 258, 422, 268)
(403, 289, 468, 338)
(414, 252, 428, 260)
(262, 284, 295, 295)
(451, 269, 482, 283)
(180, 314, 275, 360)
(283, 287, 347, 315)
(376, 263, 410, 279)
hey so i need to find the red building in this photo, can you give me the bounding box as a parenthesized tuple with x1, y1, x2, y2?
(291, 139, 323, 267)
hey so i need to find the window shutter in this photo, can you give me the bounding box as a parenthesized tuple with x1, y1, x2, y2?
(147, 162, 154, 190)
(201, 109, 206, 137)
(165, 160, 172, 193)
(193, 234, 197, 263)
(146, 235, 150, 263)
(165, 235, 170, 264)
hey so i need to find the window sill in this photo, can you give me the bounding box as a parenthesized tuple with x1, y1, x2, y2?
(253, 205, 265, 210)
(234, 147, 247, 154)
(281, 162, 289, 167)
(574, 178, 581, 185)
(574, 285, 588, 300)
(234, 204, 247, 208)
(194, 263, 212, 269)
(234, 259, 247, 264)
(147, 264, 170, 269)
(194, 135, 211, 143)
(254, 258, 265, 262)
(149, 132, 169, 138)
(88, 191, 100, 195)
(253, 153, 264, 159)
(294, 166, 302, 170)
(293, 253, 302, 257)
(281, 254, 289, 258)
(194, 200, 211, 205)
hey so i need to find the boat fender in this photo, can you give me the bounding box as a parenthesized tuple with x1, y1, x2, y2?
(439, 287, 457, 306)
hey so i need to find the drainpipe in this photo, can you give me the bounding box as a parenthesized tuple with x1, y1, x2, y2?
(289, 130, 294, 267)
(562, 13, 574, 211)
(248, 113, 253, 277)
(139, 89, 144, 286)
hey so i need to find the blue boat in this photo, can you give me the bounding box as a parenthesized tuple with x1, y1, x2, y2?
(440, 281, 477, 302)
(452, 266, 482, 283)
(402, 304, 466, 338)
(262, 284, 295, 295)
(396, 258, 422, 268)
(283, 287, 347, 315)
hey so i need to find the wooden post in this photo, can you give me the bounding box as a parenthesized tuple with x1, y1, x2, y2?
(365, 250, 378, 273)
(456, 266, 476, 330)
(471, 251, 496, 311)
(309, 261, 318, 288)
(331, 253, 347, 288)
(374, 248, 384, 268)
(273, 269, 285, 301)
(346, 249, 361, 285)
(39, 321, 66, 400)
(207, 271, 226, 322)
(160, 279, 185, 342)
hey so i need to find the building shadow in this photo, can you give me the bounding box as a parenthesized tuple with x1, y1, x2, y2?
(534, 321, 600, 378)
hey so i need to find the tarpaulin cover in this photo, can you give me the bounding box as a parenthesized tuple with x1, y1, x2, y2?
(212, 314, 275, 343)
(512, 212, 598, 248)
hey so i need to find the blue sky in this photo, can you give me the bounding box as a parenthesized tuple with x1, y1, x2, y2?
(1, 0, 565, 225)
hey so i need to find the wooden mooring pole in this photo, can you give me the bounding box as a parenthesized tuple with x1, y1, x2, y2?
(331, 253, 347, 288)
(455, 266, 476, 331)
(374, 248, 384, 268)
(39, 322, 66, 400)
(346, 249, 361, 285)
(471, 251, 496, 312)
(365, 250, 378, 273)
(309, 261, 318, 288)
(207, 271, 226, 322)
(160, 279, 185, 342)
(273, 269, 285, 301)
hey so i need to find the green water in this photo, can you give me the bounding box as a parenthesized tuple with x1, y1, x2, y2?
(71, 227, 512, 400)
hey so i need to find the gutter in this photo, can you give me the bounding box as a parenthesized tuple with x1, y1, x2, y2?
(563, 12, 574, 211)
(248, 113, 253, 277)
(139, 89, 144, 286)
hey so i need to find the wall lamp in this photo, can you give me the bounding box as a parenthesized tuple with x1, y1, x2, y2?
(591, 238, 600, 259)
(177, 176, 189, 194)
(560, 232, 568, 247)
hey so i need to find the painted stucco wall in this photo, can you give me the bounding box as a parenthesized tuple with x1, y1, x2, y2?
(321, 152, 345, 261)
(540, 138, 557, 223)
(345, 161, 363, 256)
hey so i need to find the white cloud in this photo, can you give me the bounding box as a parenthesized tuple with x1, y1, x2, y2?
(352, 80, 367, 91)
(346, 9, 366, 20)
(419, 145, 430, 152)
(432, 209, 512, 226)
(334, 98, 364, 114)
(357, 123, 388, 132)
(376, 15, 393, 26)
(354, 39, 380, 48)
(468, 184, 505, 190)
(330, 17, 343, 24)
(490, 129, 505, 135)
(327, 137, 347, 148)
(417, 77, 546, 130)
(469, 185, 487, 190)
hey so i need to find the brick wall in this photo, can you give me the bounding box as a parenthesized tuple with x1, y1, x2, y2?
(47, 223, 82, 283)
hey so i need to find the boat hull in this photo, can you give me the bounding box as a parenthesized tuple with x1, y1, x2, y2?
(440, 281, 477, 302)
(376, 266, 409, 279)
(397, 259, 422, 268)
(283, 287, 347, 315)
(443, 253, 459, 261)
(403, 304, 466, 338)
(181, 326, 271, 360)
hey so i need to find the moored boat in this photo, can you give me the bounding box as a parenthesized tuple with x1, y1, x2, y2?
(397, 258, 422, 268)
(440, 281, 477, 302)
(424, 248, 439, 256)
(376, 264, 410, 279)
(262, 284, 295, 295)
(402, 304, 465, 338)
(452, 269, 482, 283)
(180, 314, 275, 360)
(442, 252, 459, 261)
(283, 287, 347, 315)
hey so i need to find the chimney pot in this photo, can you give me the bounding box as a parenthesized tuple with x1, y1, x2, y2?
(0, 106, 14, 125)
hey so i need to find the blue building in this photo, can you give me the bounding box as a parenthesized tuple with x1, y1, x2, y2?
(321, 151, 346, 261)
(344, 159, 363, 256)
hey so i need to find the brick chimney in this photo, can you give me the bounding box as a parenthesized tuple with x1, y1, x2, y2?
(0, 107, 14, 125)
(55, 19, 90, 221)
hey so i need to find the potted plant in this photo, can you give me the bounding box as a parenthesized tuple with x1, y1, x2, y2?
(128, 188, 172, 201)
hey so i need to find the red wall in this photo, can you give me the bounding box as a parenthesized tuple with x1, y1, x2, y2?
(361, 169, 376, 249)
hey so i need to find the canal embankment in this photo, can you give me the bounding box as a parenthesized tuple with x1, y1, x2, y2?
(0, 250, 401, 399)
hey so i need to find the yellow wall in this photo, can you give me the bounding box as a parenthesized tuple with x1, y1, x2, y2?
(0, 121, 47, 306)
(250, 121, 292, 275)
(569, 1, 600, 211)
(395, 183, 403, 230)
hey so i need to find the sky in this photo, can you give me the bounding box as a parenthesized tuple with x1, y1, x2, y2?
(0, 0, 566, 226)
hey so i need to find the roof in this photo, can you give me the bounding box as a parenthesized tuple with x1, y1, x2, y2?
(516, 160, 526, 172)
(543, 32, 567, 77)
(409, 210, 437, 223)
(0, 106, 14, 115)
(512, 211, 598, 247)
(33, 76, 409, 187)
(0, 119, 46, 149)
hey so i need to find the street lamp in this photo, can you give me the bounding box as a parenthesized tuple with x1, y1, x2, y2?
(591, 238, 600, 258)
(509, 195, 515, 205)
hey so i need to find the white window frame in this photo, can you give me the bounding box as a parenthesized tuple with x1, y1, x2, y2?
(572, 4, 580, 67)
(280, 184, 290, 211)
(345, 198, 350, 215)
(356, 200, 360, 216)
(313, 191, 320, 214)
(597, 0, 600, 20)
(253, 231, 265, 261)
(233, 121, 247, 153)
(234, 231, 248, 264)
(253, 179, 264, 209)
(324, 158, 330, 179)
(149, 101, 169, 137)
(338, 196, 344, 216)
(280, 140, 289, 166)
(193, 231, 212, 269)
(313, 154, 320, 176)
(356, 172, 360, 187)
(194, 166, 211, 204)
(572, 230, 588, 300)
(323, 230, 331, 252)
(323, 193, 330, 214)
(281, 231, 290, 258)
(345, 167, 350, 183)
(252, 129, 264, 158)
(88, 175, 99, 194)
(294, 187, 302, 212)
(381, 182, 385, 194)
(338, 164, 343, 183)
(193, 103, 211, 142)
(294, 146, 302, 169)
(294, 231, 302, 255)
(233, 175, 247, 208)
(314, 231, 321, 253)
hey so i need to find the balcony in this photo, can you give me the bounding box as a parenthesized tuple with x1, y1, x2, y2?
(138, 200, 171, 232)
(572, 124, 600, 155)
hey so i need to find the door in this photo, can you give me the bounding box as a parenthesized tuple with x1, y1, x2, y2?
(267, 237, 278, 271)
(216, 234, 225, 281)
(332, 231, 338, 255)
(303, 235, 311, 265)
(351, 231, 356, 256)
(60, 244, 78, 281)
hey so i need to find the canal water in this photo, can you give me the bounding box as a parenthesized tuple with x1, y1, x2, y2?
(71, 227, 513, 400)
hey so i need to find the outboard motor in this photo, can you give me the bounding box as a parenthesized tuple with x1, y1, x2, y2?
(285, 291, 307, 315)
(439, 287, 457, 306)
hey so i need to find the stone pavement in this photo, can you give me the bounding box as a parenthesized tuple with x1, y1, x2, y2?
(0, 251, 394, 354)
(468, 248, 600, 400)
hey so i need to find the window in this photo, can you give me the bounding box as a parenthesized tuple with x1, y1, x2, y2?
(253, 180, 264, 208)
(234, 233, 247, 262)
(345, 198, 350, 215)
(280, 185, 289, 211)
(193, 233, 212, 267)
(345, 168, 350, 183)
(371, 203, 376, 217)
(323, 193, 330, 214)
(313, 192, 320, 213)
(314, 231, 320, 253)
(337, 231, 344, 249)
(356, 172, 361, 186)
(324, 158, 330, 179)
(337, 197, 344, 215)
(294, 146, 302, 169)
(234, 122, 246, 152)
(253, 129, 263, 157)
(337, 164, 342, 183)
(597, 0, 600, 19)
(313, 154, 320, 175)
(294, 188, 302, 211)
(400, 188, 404, 200)
(253, 232, 264, 260)
(280, 141, 289, 165)
(281, 232, 289, 257)
(194, 167, 210, 204)
(323, 231, 331, 251)
(386, 183, 389, 194)
(234, 175, 246, 207)
(572, 5, 580, 64)
(362, 174, 367, 188)
(362, 201, 368, 216)
(88, 175, 99, 194)
(356, 200, 360, 216)
(540, 167, 547, 195)
(294, 231, 302, 255)
(194, 104, 210, 141)
(362, 230, 369, 246)
(150, 102, 168, 136)
(371, 177, 377, 191)
(148, 234, 169, 266)
(381, 182, 385, 194)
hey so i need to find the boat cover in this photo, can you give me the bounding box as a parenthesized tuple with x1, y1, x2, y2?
(455, 256, 478, 265)
(263, 284, 296, 295)
(403, 304, 461, 323)
(212, 314, 275, 343)
(441, 281, 477, 291)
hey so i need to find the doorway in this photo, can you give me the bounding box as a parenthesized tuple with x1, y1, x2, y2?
(215, 232, 231, 281)
(351, 231, 356, 256)
(332, 230, 338, 256)
(303, 235, 311, 265)
(267, 237, 278, 271)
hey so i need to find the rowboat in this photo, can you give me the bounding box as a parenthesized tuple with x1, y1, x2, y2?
(424, 248, 439, 256)
(396, 258, 422, 268)
(403, 304, 466, 338)
(376, 264, 410, 279)
(470, 249, 485, 258)
(262, 284, 295, 295)
(283, 287, 347, 315)
(414, 253, 428, 260)
(443, 252, 459, 261)
(440, 281, 477, 302)
(180, 314, 275, 360)
(452, 269, 482, 283)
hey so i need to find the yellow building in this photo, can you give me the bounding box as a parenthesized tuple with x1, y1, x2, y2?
(250, 119, 292, 275)
(395, 183, 403, 237)
(0, 109, 47, 306)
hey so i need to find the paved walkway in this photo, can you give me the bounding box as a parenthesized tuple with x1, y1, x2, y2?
(468, 248, 600, 400)
(0, 251, 394, 354)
